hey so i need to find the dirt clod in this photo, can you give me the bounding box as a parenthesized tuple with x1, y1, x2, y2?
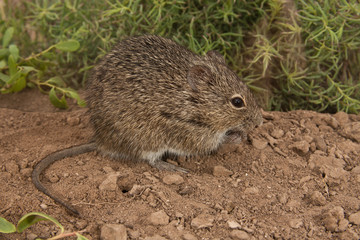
(227, 220, 241, 229)
(148, 210, 169, 226)
(100, 224, 127, 240)
(191, 214, 214, 229)
(182, 233, 198, 240)
(250, 138, 268, 150)
(99, 172, 122, 191)
(229, 230, 250, 240)
(213, 165, 233, 177)
(162, 174, 184, 185)
(349, 212, 360, 225)
(307, 191, 327, 206)
(289, 140, 310, 154)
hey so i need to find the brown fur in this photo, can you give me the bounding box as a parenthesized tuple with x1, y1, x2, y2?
(33, 35, 263, 215)
(86, 35, 263, 166)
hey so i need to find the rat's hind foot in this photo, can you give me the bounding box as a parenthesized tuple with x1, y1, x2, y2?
(150, 161, 189, 173)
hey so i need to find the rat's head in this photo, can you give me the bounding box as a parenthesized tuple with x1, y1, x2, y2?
(186, 50, 263, 144)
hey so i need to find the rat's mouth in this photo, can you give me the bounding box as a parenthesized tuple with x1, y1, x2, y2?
(224, 129, 247, 144)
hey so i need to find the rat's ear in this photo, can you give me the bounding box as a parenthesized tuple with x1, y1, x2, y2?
(187, 65, 212, 92)
(206, 50, 226, 64)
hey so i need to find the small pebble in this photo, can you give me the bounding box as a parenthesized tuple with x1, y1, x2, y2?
(40, 203, 48, 210)
(5, 162, 19, 174)
(338, 219, 349, 232)
(244, 187, 259, 195)
(349, 211, 360, 225)
(128, 229, 141, 239)
(330, 206, 345, 220)
(262, 111, 275, 120)
(303, 135, 313, 143)
(47, 173, 60, 183)
(213, 165, 233, 177)
(191, 214, 214, 229)
(313, 136, 327, 152)
(19, 158, 29, 169)
(289, 218, 303, 229)
(75, 219, 88, 230)
(66, 116, 80, 126)
(326, 116, 339, 129)
(26, 233, 38, 240)
(103, 166, 114, 173)
(182, 233, 198, 240)
(310, 142, 317, 152)
(270, 128, 284, 139)
(100, 224, 127, 240)
(308, 191, 327, 206)
(76, 160, 85, 166)
(322, 206, 346, 232)
(356, 175, 360, 183)
(352, 166, 360, 174)
(299, 176, 312, 185)
(277, 193, 288, 204)
(148, 210, 169, 226)
(144, 235, 167, 240)
(230, 230, 250, 240)
(227, 220, 241, 229)
(251, 138, 268, 150)
(323, 214, 338, 232)
(289, 140, 310, 154)
(342, 122, 360, 143)
(333, 111, 349, 126)
(99, 172, 121, 191)
(128, 185, 145, 196)
(163, 174, 184, 185)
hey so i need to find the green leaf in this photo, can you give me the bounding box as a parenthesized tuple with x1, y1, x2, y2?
(0, 72, 9, 83)
(46, 76, 66, 87)
(55, 40, 80, 52)
(0, 48, 9, 59)
(8, 55, 17, 76)
(17, 212, 64, 234)
(0, 60, 6, 68)
(9, 44, 19, 62)
(76, 233, 90, 240)
(65, 88, 86, 107)
(2, 27, 14, 48)
(20, 66, 37, 74)
(49, 87, 68, 109)
(10, 76, 26, 92)
(6, 70, 22, 85)
(0, 217, 16, 233)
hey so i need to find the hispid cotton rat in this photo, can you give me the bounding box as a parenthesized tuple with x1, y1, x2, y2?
(32, 35, 263, 215)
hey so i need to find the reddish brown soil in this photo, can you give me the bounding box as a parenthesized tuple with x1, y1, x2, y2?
(0, 89, 359, 240)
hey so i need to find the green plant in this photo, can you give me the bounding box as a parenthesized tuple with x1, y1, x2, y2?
(0, 26, 85, 108)
(242, 0, 360, 113)
(3, 0, 266, 107)
(2, 0, 359, 113)
(0, 212, 88, 239)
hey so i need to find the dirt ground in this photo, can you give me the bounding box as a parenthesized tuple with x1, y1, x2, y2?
(0, 89, 360, 240)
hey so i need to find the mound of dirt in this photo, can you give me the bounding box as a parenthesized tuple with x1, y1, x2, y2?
(1, 89, 359, 239)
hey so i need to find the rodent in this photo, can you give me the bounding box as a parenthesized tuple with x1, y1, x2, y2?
(32, 35, 263, 216)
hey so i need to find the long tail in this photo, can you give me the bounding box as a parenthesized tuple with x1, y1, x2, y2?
(32, 142, 96, 215)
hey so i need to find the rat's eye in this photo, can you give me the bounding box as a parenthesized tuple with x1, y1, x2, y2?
(231, 96, 246, 108)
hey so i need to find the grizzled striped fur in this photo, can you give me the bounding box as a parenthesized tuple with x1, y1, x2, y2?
(86, 35, 263, 169)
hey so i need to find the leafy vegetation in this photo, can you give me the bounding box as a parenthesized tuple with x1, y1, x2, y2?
(0, 212, 88, 239)
(0, 26, 84, 108)
(0, 0, 359, 113)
